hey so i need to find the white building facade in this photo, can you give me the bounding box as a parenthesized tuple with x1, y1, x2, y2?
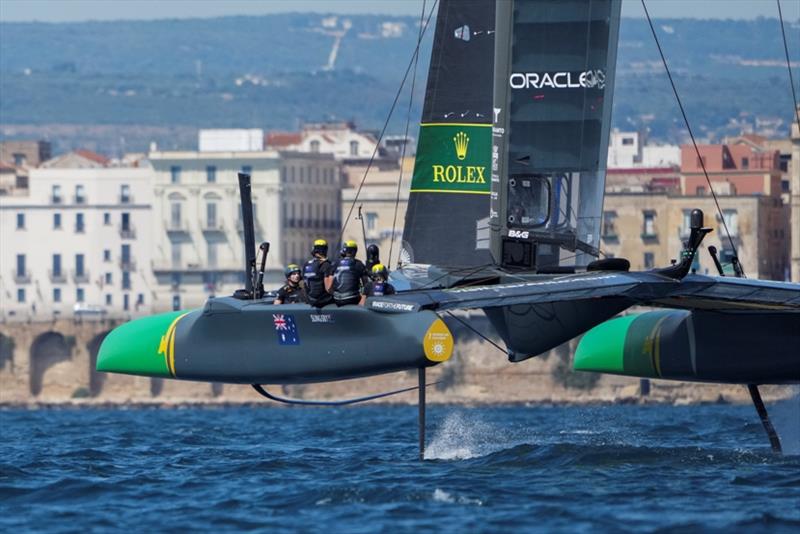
(0, 164, 154, 322)
(148, 148, 341, 310)
(607, 129, 680, 168)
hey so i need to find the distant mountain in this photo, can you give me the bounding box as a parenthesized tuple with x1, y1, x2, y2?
(1, 14, 798, 155)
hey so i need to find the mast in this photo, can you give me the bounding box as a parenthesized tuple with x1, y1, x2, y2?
(489, 0, 622, 271)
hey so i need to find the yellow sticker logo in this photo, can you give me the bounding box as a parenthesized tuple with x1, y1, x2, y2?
(423, 318, 453, 362)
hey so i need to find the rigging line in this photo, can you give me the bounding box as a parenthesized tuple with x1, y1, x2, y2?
(641, 0, 744, 276)
(389, 0, 426, 268)
(444, 311, 508, 356)
(339, 0, 439, 243)
(777, 0, 800, 132)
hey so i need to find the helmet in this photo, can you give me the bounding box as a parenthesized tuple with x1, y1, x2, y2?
(343, 239, 358, 256)
(285, 264, 301, 278)
(312, 239, 328, 257)
(371, 263, 388, 279)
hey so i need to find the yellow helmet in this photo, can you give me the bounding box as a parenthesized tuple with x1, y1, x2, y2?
(312, 238, 328, 256)
(371, 263, 388, 279)
(285, 264, 301, 277)
(343, 240, 358, 256)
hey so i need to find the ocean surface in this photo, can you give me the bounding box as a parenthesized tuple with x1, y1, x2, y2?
(2, 403, 799, 533)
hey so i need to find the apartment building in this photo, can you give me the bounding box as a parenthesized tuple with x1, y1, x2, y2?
(0, 151, 154, 321)
(148, 138, 341, 309)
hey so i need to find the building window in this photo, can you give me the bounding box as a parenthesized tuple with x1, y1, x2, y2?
(105, 272, 112, 284)
(681, 210, 692, 238)
(53, 213, 62, 229)
(206, 202, 217, 229)
(366, 212, 377, 232)
(137, 293, 144, 306)
(17, 288, 25, 303)
(350, 140, 359, 156)
(602, 211, 617, 239)
(103, 249, 111, 262)
(13, 153, 26, 166)
(721, 209, 738, 237)
(121, 212, 131, 235)
(170, 202, 182, 230)
(170, 166, 181, 184)
(76, 288, 85, 302)
(123, 294, 130, 311)
(310, 140, 320, 153)
(172, 295, 181, 311)
(75, 254, 85, 278)
(121, 244, 132, 269)
(105, 294, 112, 306)
(642, 211, 656, 238)
(52, 254, 62, 278)
(122, 271, 131, 290)
(644, 252, 655, 269)
(16, 254, 26, 278)
(16, 213, 25, 229)
(75, 212, 85, 233)
(103, 212, 111, 225)
(622, 137, 634, 146)
(241, 165, 252, 176)
(696, 186, 706, 196)
(741, 157, 749, 170)
(206, 166, 216, 183)
(289, 166, 295, 183)
(75, 184, 86, 204)
(52, 184, 62, 204)
(53, 288, 61, 303)
(120, 184, 131, 203)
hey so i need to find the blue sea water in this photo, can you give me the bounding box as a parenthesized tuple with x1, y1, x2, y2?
(1, 404, 799, 533)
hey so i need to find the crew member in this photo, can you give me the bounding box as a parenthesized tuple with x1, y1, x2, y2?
(331, 240, 369, 306)
(303, 239, 334, 307)
(365, 244, 381, 274)
(274, 264, 307, 304)
(364, 263, 396, 299)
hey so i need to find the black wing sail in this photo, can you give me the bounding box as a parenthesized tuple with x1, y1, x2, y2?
(400, 0, 496, 268)
(490, 0, 622, 271)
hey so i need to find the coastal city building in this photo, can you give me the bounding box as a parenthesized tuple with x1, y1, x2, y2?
(148, 129, 342, 310)
(607, 129, 680, 168)
(339, 157, 413, 267)
(601, 137, 790, 280)
(266, 121, 381, 162)
(0, 150, 154, 322)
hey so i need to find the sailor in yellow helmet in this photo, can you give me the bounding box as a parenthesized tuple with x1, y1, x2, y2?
(331, 240, 369, 306)
(303, 238, 334, 307)
(363, 263, 396, 299)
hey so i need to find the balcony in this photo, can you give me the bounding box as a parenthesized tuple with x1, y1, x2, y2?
(49, 269, 67, 283)
(119, 224, 137, 239)
(119, 258, 137, 271)
(640, 232, 658, 241)
(13, 270, 31, 284)
(119, 194, 133, 204)
(202, 219, 225, 234)
(75, 224, 86, 234)
(73, 195, 87, 205)
(72, 269, 90, 284)
(166, 219, 189, 233)
(51, 196, 63, 204)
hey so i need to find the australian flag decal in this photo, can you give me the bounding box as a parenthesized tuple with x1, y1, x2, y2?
(273, 314, 300, 345)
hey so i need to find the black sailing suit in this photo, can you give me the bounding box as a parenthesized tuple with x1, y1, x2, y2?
(303, 257, 334, 307)
(331, 256, 369, 306)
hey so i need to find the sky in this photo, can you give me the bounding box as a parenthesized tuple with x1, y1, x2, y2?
(1, 0, 798, 23)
